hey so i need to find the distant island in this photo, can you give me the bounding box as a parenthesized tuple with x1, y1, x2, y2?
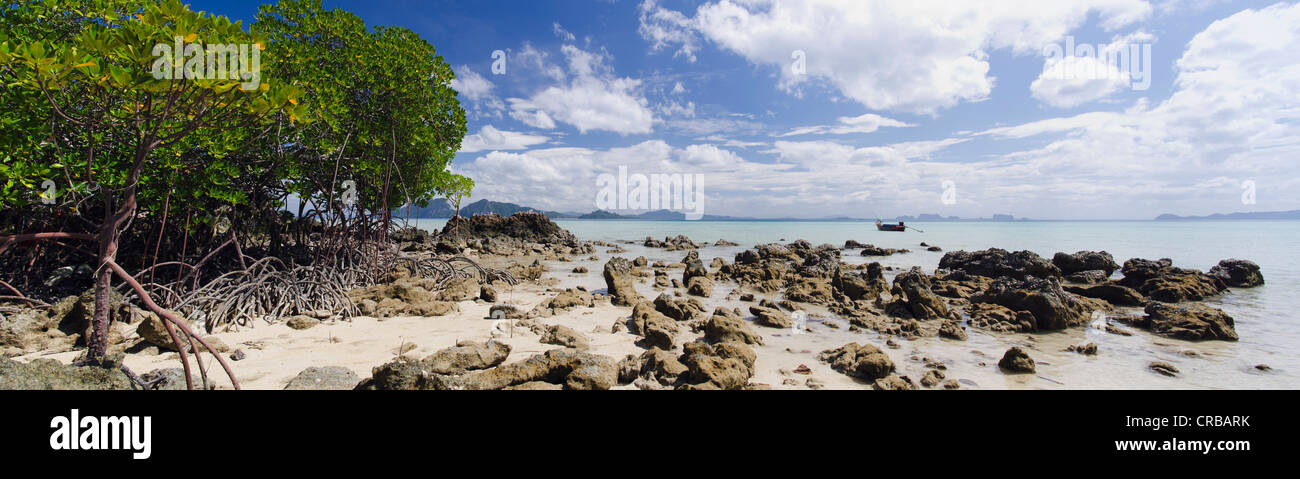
(395, 199, 576, 219)
(1155, 209, 1300, 220)
(396, 199, 1037, 222)
(401, 200, 1300, 221)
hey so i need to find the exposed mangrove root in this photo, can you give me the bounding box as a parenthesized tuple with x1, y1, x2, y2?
(115, 245, 518, 334)
(105, 258, 240, 390)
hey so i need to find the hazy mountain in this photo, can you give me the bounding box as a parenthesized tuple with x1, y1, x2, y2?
(578, 210, 626, 219)
(396, 199, 575, 219)
(1155, 210, 1300, 220)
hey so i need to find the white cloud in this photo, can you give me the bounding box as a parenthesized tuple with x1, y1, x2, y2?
(776, 113, 913, 136)
(969, 2, 1300, 216)
(507, 99, 558, 129)
(507, 45, 656, 134)
(658, 100, 696, 118)
(451, 65, 504, 119)
(450, 65, 494, 101)
(1031, 56, 1131, 107)
(457, 3, 1300, 219)
(638, 0, 701, 62)
(1030, 31, 1155, 107)
(553, 22, 576, 42)
(459, 125, 550, 153)
(641, 0, 1152, 113)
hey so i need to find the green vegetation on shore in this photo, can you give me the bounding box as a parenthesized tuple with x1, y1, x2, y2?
(0, 0, 473, 367)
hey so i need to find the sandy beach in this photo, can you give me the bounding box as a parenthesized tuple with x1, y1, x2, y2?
(6, 210, 1279, 391)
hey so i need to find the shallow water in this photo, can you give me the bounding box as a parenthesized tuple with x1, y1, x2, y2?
(413, 218, 1300, 389)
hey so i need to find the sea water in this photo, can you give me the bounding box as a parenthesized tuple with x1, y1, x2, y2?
(412, 218, 1300, 389)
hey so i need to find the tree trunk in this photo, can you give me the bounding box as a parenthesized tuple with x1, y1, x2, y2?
(86, 139, 151, 362)
(87, 199, 122, 361)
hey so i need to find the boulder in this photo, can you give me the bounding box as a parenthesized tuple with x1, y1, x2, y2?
(0, 357, 131, 390)
(545, 288, 595, 310)
(704, 311, 764, 345)
(965, 303, 1037, 333)
(507, 260, 546, 281)
(540, 325, 592, 350)
(137, 312, 204, 349)
(920, 369, 945, 388)
(860, 245, 909, 256)
(838, 263, 889, 301)
(283, 366, 362, 390)
(1064, 270, 1110, 284)
(818, 342, 895, 380)
(644, 235, 701, 250)
(436, 277, 480, 302)
(1052, 251, 1119, 276)
(749, 305, 793, 329)
(686, 276, 715, 298)
(361, 349, 617, 390)
(797, 245, 842, 277)
(1118, 258, 1227, 302)
(47, 288, 127, 348)
(973, 276, 1091, 331)
(1130, 302, 1238, 341)
(884, 267, 951, 320)
(939, 248, 1061, 279)
(423, 340, 511, 374)
(938, 320, 967, 340)
(683, 259, 708, 285)
(997, 347, 1035, 373)
(488, 304, 526, 320)
(677, 341, 755, 390)
(1064, 284, 1145, 306)
(640, 348, 690, 386)
(440, 212, 581, 247)
(653, 293, 705, 321)
(632, 302, 680, 350)
(281, 315, 319, 330)
(872, 374, 916, 390)
(1207, 259, 1264, 287)
(603, 257, 645, 306)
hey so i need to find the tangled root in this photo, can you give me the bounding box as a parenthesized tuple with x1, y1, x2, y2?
(124, 248, 517, 333)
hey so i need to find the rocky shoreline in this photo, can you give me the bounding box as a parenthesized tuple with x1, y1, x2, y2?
(0, 212, 1271, 390)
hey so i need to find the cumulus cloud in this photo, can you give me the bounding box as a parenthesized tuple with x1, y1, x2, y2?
(638, 0, 701, 62)
(1031, 32, 1155, 107)
(507, 44, 656, 134)
(457, 2, 1300, 219)
(639, 0, 1152, 113)
(451, 65, 504, 119)
(459, 125, 550, 153)
(972, 2, 1300, 215)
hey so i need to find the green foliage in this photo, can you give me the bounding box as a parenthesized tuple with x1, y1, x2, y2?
(0, 0, 469, 233)
(253, 0, 467, 218)
(0, 0, 303, 215)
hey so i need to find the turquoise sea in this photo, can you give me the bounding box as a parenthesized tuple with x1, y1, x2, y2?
(413, 218, 1300, 388)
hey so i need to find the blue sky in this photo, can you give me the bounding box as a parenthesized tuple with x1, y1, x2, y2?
(189, 0, 1300, 219)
